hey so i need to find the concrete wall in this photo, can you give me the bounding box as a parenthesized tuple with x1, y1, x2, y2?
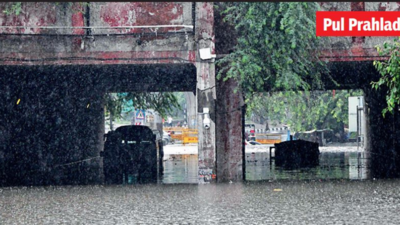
(0, 66, 106, 185)
(0, 2, 196, 66)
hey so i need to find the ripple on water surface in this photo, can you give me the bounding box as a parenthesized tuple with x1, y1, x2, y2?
(1, 181, 400, 224)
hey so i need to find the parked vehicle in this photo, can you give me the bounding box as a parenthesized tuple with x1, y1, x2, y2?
(294, 129, 334, 146)
(101, 125, 163, 184)
(272, 139, 319, 168)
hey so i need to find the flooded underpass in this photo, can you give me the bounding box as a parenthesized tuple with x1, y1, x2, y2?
(4, 145, 400, 224)
(161, 145, 369, 183)
(246, 150, 368, 181)
(2, 1, 400, 224)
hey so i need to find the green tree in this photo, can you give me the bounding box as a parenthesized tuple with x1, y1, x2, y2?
(167, 92, 186, 119)
(248, 90, 363, 132)
(2, 2, 88, 15)
(104, 93, 124, 131)
(2, 2, 22, 15)
(217, 2, 327, 98)
(373, 38, 400, 115)
(104, 92, 180, 130)
(216, 2, 333, 138)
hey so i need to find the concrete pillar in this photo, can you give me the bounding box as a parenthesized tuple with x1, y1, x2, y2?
(213, 5, 243, 182)
(184, 92, 197, 129)
(365, 86, 400, 178)
(363, 88, 372, 179)
(215, 78, 244, 182)
(94, 93, 105, 184)
(79, 87, 104, 185)
(195, 2, 216, 183)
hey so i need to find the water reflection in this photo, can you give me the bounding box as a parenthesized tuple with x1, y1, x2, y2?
(162, 154, 198, 183)
(162, 151, 368, 183)
(246, 151, 368, 181)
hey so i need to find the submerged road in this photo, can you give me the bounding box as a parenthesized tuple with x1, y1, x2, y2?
(1, 180, 399, 224)
(1, 143, 384, 224)
(162, 144, 367, 184)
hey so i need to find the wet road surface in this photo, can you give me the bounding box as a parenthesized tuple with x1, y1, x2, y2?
(2, 180, 400, 224)
(3, 145, 399, 224)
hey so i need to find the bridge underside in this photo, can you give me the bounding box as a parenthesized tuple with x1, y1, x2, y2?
(216, 59, 400, 181)
(322, 61, 400, 178)
(303, 60, 400, 178)
(0, 64, 196, 186)
(323, 61, 380, 90)
(0, 64, 196, 92)
(0, 60, 399, 185)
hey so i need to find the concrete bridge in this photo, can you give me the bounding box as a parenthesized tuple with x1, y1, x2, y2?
(0, 2, 398, 186)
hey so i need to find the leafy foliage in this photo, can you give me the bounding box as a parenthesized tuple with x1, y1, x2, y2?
(2, 2, 22, 16)
(104, 93, 124, 121)
(167, 92, 186, 119)
(373, 38, 400, 115)
(247, 90, 363, 132)
(217, 2, 327, 97)
(104, 92, 180, 121)
(216, 2, 335, 132)
(2, 2, 88, 16)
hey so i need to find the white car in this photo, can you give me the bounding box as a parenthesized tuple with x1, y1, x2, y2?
(245, 140, 262, 145)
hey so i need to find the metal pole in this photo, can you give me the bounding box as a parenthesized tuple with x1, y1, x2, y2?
(242, 104, 247, 181)
(360, 107, 362, 147)
(357, 105, 359, 150)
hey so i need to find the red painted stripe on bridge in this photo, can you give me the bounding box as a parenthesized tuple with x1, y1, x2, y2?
(317, 11, 400, 37)
(71, 3, 85, 35)
(319, 48, 388, 62)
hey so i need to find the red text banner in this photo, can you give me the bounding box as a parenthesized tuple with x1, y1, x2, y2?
(316, 11, 400, 36)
